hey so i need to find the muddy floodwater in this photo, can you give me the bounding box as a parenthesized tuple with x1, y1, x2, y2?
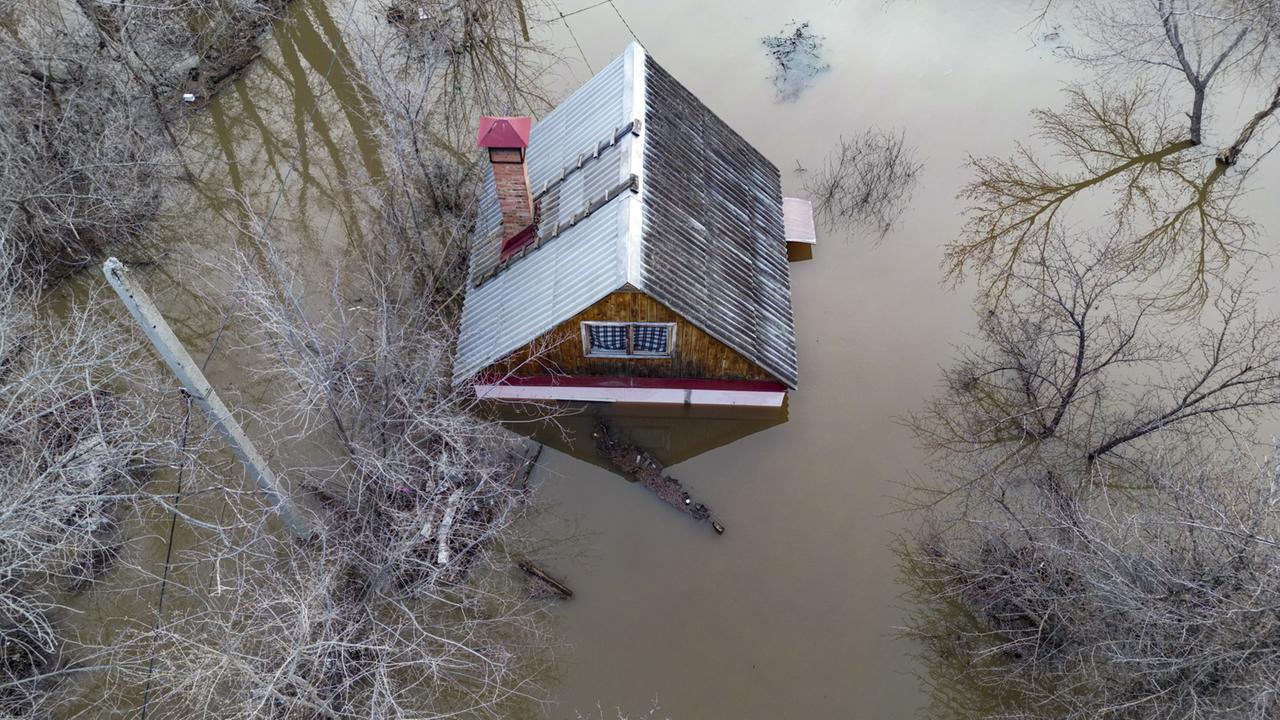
(58, 0, 1280, 717)
(527, 2, 1280, 717)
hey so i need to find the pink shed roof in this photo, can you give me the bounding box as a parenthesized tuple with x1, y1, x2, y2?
(476, 116, 532, 149)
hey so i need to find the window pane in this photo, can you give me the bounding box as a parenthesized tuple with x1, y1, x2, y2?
(588, 324, 627, 353)
(632, 324, 669, 354)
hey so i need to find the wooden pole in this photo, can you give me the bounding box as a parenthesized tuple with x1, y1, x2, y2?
(102, 258, 313, 541)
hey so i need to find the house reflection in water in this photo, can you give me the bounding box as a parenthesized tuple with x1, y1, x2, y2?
(491, 400, 788, 471)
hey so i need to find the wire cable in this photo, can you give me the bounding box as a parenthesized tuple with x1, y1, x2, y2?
(551, 0, 594, 73)
(608, 1, 641, 43)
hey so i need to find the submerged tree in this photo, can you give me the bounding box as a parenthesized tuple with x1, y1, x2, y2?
(904, 447, 1280, 720)
(804, 129, 923, 239)
(375, 0, 552, 155)
(0, 0, 294, 281)
(0, 15, 170, 279)
(113, 194, 556, 715)
(112, 0, 564, 700)
(903, 235, 1280, 719)
(946, 0, 1280, 306)
(914, 234, 1280, 476)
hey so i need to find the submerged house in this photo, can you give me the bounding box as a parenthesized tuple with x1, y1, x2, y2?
(453, 43, 807, 407)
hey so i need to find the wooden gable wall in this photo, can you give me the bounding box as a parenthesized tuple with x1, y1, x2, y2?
(483, 290, 776, 382)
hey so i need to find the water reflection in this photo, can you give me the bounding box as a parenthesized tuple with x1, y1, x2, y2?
(492, 400, 788, 470)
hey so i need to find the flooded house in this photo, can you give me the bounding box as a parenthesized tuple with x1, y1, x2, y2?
(454, 43, 811, 408)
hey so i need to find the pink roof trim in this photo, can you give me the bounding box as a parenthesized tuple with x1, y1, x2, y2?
(476, 116, 532, 149)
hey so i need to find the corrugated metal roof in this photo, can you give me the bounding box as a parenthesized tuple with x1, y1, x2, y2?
(636, 53, 798, 388)
(454, 43, 799, 390)
(453, 46, 643, 384)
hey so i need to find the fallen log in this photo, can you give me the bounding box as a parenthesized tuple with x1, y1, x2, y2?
(518, 559, 573, 599)
(511, 444, 542, 492)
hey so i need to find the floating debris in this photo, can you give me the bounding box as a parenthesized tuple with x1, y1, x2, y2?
(761, 21, 830, 102)
(591, 418, 724, 534)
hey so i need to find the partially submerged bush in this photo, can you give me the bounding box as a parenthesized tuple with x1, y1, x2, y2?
(376, 0, 551, 151)
(905, 448, 1280, 720)
(902, 237, 1280, 719)
(122, 180, 555, 713)
(761, 21, 830, 102)
(805, 130, 922, 239)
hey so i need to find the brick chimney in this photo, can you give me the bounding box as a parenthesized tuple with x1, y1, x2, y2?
(477, 116, 534, 243)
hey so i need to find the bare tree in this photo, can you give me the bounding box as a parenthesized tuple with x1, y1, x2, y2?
(0, 0, 291, 281)
(132, 514, 551, 717)
(108, 160, 561, 713)
(0, 15, 171, 280)
(804, 129, 923, 240)
(0, 1, 563, 713)
(71, 0, 294, 109)
(904, 441, 1280, 720)
(99, 3, 568, 711)
(913, 235, 1280, 480)
(903, 236, 1280, 719)
(376, 0, 552, 154)
(946, 0, 1280, 305)
(0, 243, 176, 716)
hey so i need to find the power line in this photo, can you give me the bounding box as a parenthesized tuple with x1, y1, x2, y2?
(556, 0, 611, 20)
(551, 0, 594, 73)
(608, 0, 641, 44)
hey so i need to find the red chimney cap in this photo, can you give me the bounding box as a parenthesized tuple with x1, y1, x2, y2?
(476, 116, 532, 149)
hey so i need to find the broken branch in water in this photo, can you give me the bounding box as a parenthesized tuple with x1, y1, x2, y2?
(519, 559, 573, 600)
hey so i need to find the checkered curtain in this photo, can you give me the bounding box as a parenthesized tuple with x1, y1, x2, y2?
(632, 324, 669, 353)
(589, 324, 628, 352)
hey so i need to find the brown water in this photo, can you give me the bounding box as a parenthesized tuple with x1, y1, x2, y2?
(525, 1, 1280, 717)
(518, 2, 1071, 717)
(56, 0, 1280, 716)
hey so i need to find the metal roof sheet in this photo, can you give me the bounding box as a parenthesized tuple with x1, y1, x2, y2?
(453, 46, 643, 384)
(635, 53, 798, 388)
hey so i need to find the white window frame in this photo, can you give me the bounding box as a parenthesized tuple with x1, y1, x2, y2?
(581, 321, 677, 358)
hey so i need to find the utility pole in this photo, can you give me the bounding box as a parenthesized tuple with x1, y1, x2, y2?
(103, 258, 313, 541)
